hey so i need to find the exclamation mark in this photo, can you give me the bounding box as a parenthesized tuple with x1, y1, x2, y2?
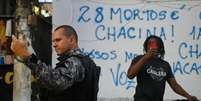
(171, 24, 175, 43)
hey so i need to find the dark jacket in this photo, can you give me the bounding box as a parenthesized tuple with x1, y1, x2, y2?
(23, 49, 100, 101)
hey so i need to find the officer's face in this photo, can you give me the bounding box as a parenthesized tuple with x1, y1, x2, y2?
(52, 28, 73, 55)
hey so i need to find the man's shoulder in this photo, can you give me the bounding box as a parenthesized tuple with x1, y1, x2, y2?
(159, 59, 169, 64)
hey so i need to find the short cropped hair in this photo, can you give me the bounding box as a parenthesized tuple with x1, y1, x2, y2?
(54, 25, 78, 43)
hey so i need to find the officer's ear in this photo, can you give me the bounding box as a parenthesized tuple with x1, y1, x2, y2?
(69, 35, 76, 43)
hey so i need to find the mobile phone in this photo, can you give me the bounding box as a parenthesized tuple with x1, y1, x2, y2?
(149, 39, 158, 49)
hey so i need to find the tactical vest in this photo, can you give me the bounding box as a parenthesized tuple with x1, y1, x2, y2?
(39, 55, 100, 101)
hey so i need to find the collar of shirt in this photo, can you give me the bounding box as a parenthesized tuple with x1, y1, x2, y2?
(57, 48, 82, 62)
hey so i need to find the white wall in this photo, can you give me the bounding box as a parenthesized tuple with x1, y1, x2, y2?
(53, 0, 201, 100)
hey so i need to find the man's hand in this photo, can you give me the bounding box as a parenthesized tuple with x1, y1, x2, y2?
(144, 48, 158, 60)
(188, 96, 199, 101)
(11, 35, 31, 58)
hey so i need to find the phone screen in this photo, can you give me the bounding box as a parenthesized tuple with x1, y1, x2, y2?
(148, 39, 158, 49)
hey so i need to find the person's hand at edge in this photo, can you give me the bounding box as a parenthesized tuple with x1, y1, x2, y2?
(187, 95, 199, 101)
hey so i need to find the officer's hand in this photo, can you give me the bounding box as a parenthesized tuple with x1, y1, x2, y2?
(11, 35, 31, 57)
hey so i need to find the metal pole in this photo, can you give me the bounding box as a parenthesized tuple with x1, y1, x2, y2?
(13, 0, 32, 101)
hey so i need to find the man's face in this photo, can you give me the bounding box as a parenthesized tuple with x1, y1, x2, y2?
(52, 28, 72, 55)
